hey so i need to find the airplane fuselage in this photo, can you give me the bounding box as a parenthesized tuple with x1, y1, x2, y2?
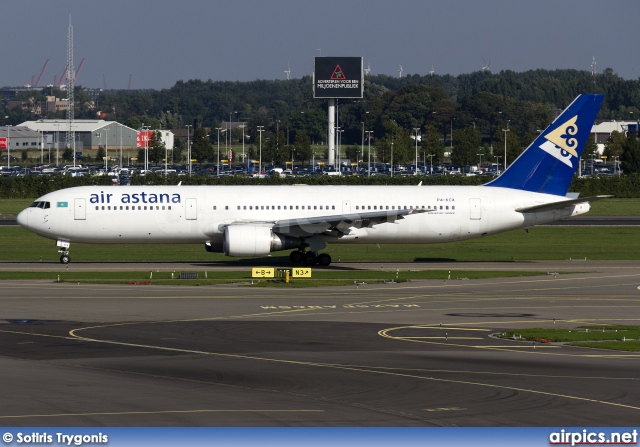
(17, 184, 589, 247)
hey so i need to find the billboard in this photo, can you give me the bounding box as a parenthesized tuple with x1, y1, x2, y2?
(0, 137, 6, 150)
(313, 57, 363, 99)
(136, 130, 153, 148)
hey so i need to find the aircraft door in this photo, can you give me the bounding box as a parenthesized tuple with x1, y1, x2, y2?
(74, 198, 86, 220)
(469, 198, 481, 220)
(186, 198, 197, 220)
(342, 200, 351, 214)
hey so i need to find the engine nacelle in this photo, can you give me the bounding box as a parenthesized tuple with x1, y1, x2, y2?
(222, 225, 300, 257)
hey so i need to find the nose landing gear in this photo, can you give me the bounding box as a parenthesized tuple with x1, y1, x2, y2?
(57, 240, 71, 264)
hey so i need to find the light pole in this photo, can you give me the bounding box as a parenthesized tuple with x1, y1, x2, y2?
(105, 127, 108, 171)
(141, 124, 150, 172)
(495, 155, 502, 175)
(361, 122, 365, 173)
(257, 125, 264, 175)
(334, 126, 341, 171)
(427, 153, 434, 175)
(185, 124, 192, 176)
(390, 136, 394, 177)
(477, 153, 483, 171)
(119, 123, 123, 168)
(215, 127, 221, 176)
(502, 120, 510, 170)
(613, 155, 619, 175)
(54, 123, 60, 167)
(450, 118, 455, 151)
(240, 121, 246, 170)
(365, 130, 373, 176)
(229, 111, 236, 165)
(413, 127, 420, 175)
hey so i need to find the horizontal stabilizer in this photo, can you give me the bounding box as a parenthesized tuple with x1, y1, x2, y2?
(515, 195, 612, 213)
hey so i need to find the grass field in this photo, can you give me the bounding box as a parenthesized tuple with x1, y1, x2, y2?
(500, 326, 640, 351)
(1, 225, 639, 263)
(0, 269, 543, 287)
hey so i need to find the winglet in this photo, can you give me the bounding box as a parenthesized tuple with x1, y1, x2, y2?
(485, 94, 604, 196)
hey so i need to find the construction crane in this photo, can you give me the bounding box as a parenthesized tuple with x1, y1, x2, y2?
(74, 58, 85, 83)
(34, 59, 49, 88)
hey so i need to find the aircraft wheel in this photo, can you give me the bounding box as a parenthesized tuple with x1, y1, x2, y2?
(317, 253, 331, 266)
(60, 254, 70, 264)
(303, 252, 317, 265)
(289, 250, 304, 263)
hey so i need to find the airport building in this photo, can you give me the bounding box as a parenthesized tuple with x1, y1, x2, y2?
(17, 120, 174, 153)
(0, 126, 45, 151)
(18, 120, 139, 151)
(592, 120, 640, 154)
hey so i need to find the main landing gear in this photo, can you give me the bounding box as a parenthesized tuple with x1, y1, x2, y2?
(289, 250, 332, 266)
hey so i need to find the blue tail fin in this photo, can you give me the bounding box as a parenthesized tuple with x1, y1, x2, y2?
(485, 94, 603, 196)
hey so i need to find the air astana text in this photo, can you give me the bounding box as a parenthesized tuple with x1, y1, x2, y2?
(89, 191, 181, 204)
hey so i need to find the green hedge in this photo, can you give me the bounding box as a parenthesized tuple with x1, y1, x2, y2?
(2, 173, 639, 199)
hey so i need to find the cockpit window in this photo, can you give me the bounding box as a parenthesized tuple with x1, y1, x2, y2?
(29, 201, 50, 209)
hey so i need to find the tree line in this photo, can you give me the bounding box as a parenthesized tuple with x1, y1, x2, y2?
(3, 67, 639, 169)
(4, 173, 640, 201)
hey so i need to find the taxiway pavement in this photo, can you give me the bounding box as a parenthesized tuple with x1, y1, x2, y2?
(1, 261, 640, 426)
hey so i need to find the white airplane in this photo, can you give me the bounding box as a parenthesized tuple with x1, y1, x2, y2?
(18, 94, 605, 266)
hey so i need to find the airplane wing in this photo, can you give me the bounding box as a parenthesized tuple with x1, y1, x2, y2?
(515, 195, 612, 214)
(272, 208, 427, 236)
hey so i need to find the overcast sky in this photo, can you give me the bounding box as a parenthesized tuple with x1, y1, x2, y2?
(3, 0, 638, 90)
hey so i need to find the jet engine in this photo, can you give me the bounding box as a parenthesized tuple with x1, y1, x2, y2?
(222, 225, 300, 257)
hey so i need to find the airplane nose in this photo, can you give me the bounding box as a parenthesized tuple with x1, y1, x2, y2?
(16, 209, 28, 228)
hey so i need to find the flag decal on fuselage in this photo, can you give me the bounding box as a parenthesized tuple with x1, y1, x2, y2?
(539, 115, 579, 167)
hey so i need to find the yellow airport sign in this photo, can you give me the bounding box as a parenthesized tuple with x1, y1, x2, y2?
(291, 268, 312, 278)
(252, 267, 275, 278)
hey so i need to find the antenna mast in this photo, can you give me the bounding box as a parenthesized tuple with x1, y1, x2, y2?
(66, 15, 76, 165)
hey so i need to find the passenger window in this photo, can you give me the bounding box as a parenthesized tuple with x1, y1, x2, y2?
(213, 206, 217, 210)
(452, 206, 456, 210)
(332, 205, 335, 210)
(225, 206, 229, 210)
(95, 206, 99, 210)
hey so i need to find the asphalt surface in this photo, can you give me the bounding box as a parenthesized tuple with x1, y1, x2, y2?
(1, 260, 640, 426)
